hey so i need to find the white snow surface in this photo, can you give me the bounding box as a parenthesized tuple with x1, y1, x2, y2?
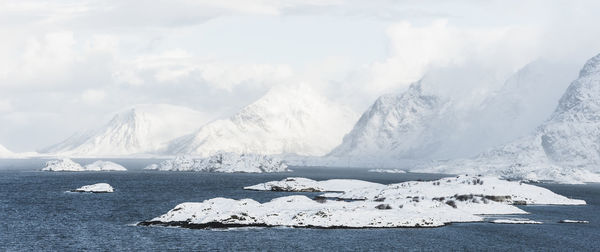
(42, 159, 127, 171)
(146, 153, 289, 173)
(418, 53, 600, 184)
(83, 160, 127, 171)
(0, 144, 15, 158)
(491, 218, 542, 224)
(42, 158, 85, 171)
(71, 183, 114, 193)
(328, 82, 448, 162)
(41, 104, 211, 157)
(164, 85, 358, 157)
(559, 220, 589, 224)
(322, 175, 585, 205)
(143, 175, 583, 229)
(244, 177, 385, 192)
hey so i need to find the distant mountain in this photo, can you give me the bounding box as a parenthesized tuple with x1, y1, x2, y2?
(326, 59, 576, 166)
(327, 81, 448, 161)
(164, 85, 358, 157)
(0, 144, 15, 158)
(41, 104, 211, 156)
(420, 53, 600, 183)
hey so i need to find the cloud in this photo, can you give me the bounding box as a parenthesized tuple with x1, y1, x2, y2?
(81, 89, 106, 104)
(2, 0, 600, 152)
(115, 49, 294, 91)
(339, 19, 543, 105)
(0, 100, 13, 113)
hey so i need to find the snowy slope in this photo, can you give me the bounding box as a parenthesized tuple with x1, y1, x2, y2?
(419, 53, 600, 183)
(164, 85, 358, 157)
(324, 60, 576, 167)
(440, 60, 577, 158)
(41, 104, 211, 156)
(328, 82, 448, 161)
(0, 144, 15, 158)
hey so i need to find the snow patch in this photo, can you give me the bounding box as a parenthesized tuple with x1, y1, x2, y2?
(71, 183, 114, 193)
(491, 218, 542, 224)
(559, 220, 589, 224)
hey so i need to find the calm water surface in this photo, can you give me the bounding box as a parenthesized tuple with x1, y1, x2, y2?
(1, 159, 599, 251)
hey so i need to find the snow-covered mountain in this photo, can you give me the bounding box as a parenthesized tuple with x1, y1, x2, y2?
(0, 144, 15, 158)
(42, 104, 211, 156)
(164, 85, 358, 157)
(419, 53, 600, 183)
(326, 60, 576, 167)
(327, 81, 449, 162)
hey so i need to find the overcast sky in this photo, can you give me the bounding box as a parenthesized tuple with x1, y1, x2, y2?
(1, 0, 600, 151)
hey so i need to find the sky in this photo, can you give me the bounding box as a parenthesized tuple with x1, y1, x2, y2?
(1, 0, 600, 152)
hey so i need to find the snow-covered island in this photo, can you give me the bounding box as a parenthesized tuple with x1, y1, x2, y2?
(244, 177, 385, 192)
(368, 169, 407, 174)
(139, 175, 584, 229)
(42, 158, 85, 171)
(70, 183, 114, 193)
(41, 159, 127, 171)
(82, 160, 127, 171)
(490, 218, 542, 224)
(559, 220, 589, 224)
(145, 153, 289, 173)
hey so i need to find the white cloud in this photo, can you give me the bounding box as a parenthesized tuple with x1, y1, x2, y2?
(115, 49, 294, 91)
(81, 89, 106, 104)
(0, 100, 13, 113)
(2, 0, 600, 152)
(360, 19, 541, 97)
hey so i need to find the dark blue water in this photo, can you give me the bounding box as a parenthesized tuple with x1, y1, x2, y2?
(1, 160, 599, 251)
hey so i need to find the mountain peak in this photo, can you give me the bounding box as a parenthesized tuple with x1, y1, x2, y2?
(328, 81, 446, 160)
(554, 55, 600, 121)
(578, 53, 600, 78)
(0, 144, 14, 157)
(42, 104, 211, 156)
(165, 84, 358, 157)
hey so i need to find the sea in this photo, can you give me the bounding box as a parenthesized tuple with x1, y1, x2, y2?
(1, 159, 599, 251)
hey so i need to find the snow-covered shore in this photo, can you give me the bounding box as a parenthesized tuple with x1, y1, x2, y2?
(140, 175, 584, 229)
(41, 159, 127, 171)
(321, 175, 585, 205)
(490, 218, 542, 224)
(145, 153, 289, 173)
(70, 183, 114, 193)
(244, 177, 385, 192)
